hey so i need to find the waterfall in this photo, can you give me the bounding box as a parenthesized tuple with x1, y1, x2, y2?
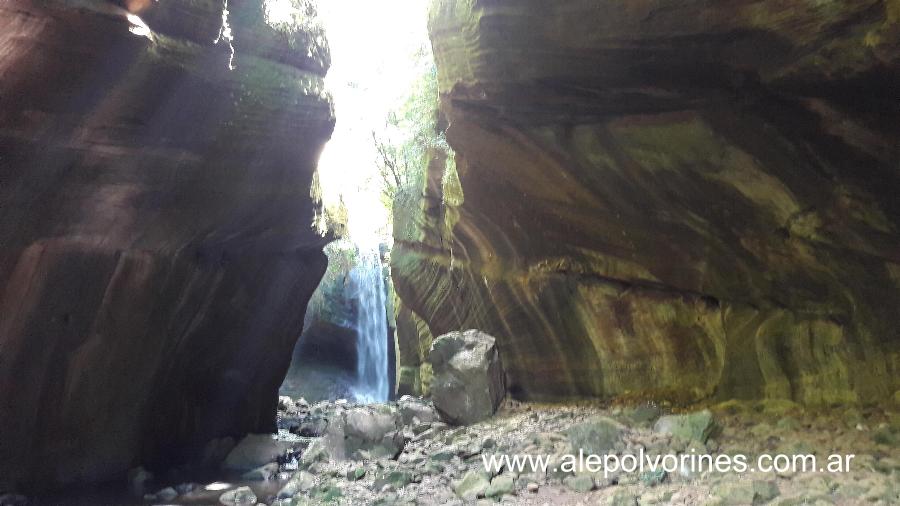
(307, 0, 432, 404)
(349, 244, 389, 402)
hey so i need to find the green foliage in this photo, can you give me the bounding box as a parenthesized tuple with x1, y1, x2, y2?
(373, 53, 448, 209)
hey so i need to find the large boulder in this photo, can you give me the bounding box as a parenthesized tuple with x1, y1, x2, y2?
(428, 330, 505, 425)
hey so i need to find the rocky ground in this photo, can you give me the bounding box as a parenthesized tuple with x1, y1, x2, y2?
(83, 394, 896, 506)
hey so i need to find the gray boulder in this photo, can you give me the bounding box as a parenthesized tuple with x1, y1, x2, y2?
(397, 395, 440, 425)
(373, 470, 421, 490)
(218, 486, 257, 505)
(453, 471, 491, 500)
(566, 416, 625, 455)
(277, 471, 317, 498)
(485, 474, 515, 498)
(343, 406, 406, 459)
(293, 415, 328, 437)
(653, 410, 718, 443)
(428, 330, 505, 425)
(317, 405, 407, 460)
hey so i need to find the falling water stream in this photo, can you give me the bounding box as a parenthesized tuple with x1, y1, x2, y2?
(349, 245, 389, 402)
(305, 0, 431, 403)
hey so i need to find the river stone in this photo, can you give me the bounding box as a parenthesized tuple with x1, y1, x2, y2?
(277, 471, 317, 498)
(311, 483, 343, 503)
(429, 330, 505, 425)
(653, 410, 717, 443)
(622, 404, 662, 426)
(315, 406, 407, 460)
(397, 396, 440, 425)
(639, 469, 667, 487)
(712, 482, 754, 505)
(604, 489, 638, 506)
(564, 474, 595, 493)
(566, 416, 625, 455)
(373, 470, 420, 490)
(294, 416, 328, 437)
(219, 486, 257, 505)
(343, 406, 406, 459)
(347, 466, 367, 481)
(300, 439, 330, 468)
(485, 474, 515, 498)
(276, 479, 301, 499)
(453, 471, 491, 500)
(712, 480, 780, 505)
(753, 480, 781, 503)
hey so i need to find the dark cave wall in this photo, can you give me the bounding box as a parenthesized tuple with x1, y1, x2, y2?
(0, 0, 333, 489)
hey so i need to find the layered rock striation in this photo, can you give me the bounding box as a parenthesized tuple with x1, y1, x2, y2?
(393, 0, 900, 404)
(0, 0, 334, 489)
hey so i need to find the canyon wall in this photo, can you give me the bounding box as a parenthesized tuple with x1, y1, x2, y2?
(393, 0, 900, 404)
(0, 0, 333, 490)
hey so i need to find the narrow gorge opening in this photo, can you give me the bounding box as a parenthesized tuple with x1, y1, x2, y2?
(279, 0, 435, 404)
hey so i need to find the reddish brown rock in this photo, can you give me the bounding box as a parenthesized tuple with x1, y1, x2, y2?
(0, 0, 333, 490)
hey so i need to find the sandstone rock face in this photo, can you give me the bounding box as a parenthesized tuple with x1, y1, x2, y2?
(393, 0, 900, 404)
(0, 0, 333, 490)
(428, 330, 505, 425)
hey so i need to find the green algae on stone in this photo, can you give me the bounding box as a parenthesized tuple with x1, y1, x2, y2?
(566, 416, 625, 455)
(653, 410, 718, 444)
(346, 466, 366, 481)
(485, 474, 515, 498)
(564, 474, 595, 493)
(453, 471, 490, 500)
